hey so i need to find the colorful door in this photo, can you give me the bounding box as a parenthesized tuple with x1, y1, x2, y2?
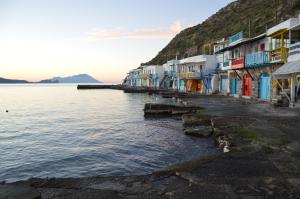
(231, 78, 239, 95)
(221, 77, 228, 93)
(260, 73, 271, 100)
(206, 78, 212, 92)
(243, 74, 252, 96)
(179, 80, 185, 92)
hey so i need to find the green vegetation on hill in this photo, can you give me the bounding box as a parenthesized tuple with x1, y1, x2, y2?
(143, 0, 300, 65)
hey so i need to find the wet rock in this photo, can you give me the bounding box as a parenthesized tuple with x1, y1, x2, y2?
(182, 114, 211, 127)
(144, 103, 202, 118)
(184, 126, 213, 137)
(0, 185, 41, 199)
(40, 188, 120, 199)
(89, 181, 126, 192)
(216, 135, 231, 153)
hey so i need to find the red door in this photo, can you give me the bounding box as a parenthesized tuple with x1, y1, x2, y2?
(243, 74, 252, 96)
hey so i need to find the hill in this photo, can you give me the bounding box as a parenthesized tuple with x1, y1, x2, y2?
(144, 0, 300, 65)
(0, 74, 101, 84)
(0, 77, 29, 84)
(50, 74, 101, 83)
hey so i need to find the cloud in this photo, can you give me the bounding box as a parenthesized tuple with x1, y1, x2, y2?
(84, 21, 184, 41)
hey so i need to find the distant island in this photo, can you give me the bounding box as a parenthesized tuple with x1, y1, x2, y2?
(0, 74, 101, 84)
(0, 77, 29, 84)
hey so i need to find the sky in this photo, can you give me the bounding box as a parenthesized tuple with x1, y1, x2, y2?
(0, 0, 234, 83)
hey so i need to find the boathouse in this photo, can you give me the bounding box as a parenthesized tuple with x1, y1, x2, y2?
(142, 65, 164, 89)
(178, 55, 217, 93)
(160, 59, 179, 90)
(273, 18, 300, 107)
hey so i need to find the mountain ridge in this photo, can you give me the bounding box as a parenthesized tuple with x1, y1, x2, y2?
(0, 74, 101, 84)
(144, 0, 300, 65)
(49, 74, 101, 83)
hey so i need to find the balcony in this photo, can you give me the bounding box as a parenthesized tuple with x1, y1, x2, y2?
(179, 72, 201, 80)
(245, 51, 270, 68)
(231, 57, 245, 70)
(202, 68, 217, 77)
(140, 74, 148, 80)
(270, 47, 289, 63)
(288, 42, 300, 62)
(229, 31, 245, 45)
(164, 71, 177, 78)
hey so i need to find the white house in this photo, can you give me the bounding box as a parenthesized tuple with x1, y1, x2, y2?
(178, 55, 217, 93)
(142, 65, 164, 89)
(161, 59, 179, 90)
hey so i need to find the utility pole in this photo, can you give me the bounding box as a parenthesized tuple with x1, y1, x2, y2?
(275, 0, 279, 24)
(248, 18, 251, 38)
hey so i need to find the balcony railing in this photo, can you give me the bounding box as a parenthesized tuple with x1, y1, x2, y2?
(202, 68, 217, 76)
(149, 74, 158, 79)
(231, 57, 245, 70)
(245, 51, 270, 68)
(141, 74, 148, 80)
(179, 72, 201, 79)
(270, 47, 289, 63)
(229, 31, 245, 44)
(164, 71, 177, 77)
(289, 42, 300, 57)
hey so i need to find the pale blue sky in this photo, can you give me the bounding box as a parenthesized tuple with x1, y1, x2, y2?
(0, 0, 233, 82)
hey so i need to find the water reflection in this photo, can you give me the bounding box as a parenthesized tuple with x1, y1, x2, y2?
(0, 84, 218, 182)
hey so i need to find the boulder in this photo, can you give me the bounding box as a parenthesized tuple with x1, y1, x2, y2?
(184, 126, 213, 137)
(0, 185, 41, 199)
(182, 114, 211, 126)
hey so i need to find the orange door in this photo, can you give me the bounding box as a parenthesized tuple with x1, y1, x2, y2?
(243, 74, 252, 96)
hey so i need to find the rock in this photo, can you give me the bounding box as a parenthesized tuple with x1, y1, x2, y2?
(184, 126, 213, 137)
(223, 146, 230, 153)
(182, 114, 211, 126)
(89, 181, 126, 192)
(144, 104, 202, 118)
(212, 128, 223, 138)
(0, 185, 41, 199)
(216, 136, 231, 153)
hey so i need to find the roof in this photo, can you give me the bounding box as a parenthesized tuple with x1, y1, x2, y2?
(267, 18, 300, 36)
(178, 55, 207, 65)
(273, 60, 300, 78)
(268, 28, 288, 38)
(215, 33, 266, 54)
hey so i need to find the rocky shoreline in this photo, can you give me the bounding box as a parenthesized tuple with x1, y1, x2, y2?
(2, 95, 300, 199)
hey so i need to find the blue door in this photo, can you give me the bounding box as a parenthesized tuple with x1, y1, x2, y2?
(179, 80, 185, 92)
(221, 78, 228, 93)
(231, 78, 239, 95)
(260, 73, 271, 100)
(205, 78, 212, 92)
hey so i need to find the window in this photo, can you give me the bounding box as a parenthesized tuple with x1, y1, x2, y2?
(260, 43, 265, 51)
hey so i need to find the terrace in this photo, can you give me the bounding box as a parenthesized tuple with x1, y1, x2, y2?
(270, 47, 289, 63)
(179, 72, 202, 79)
(231, 57, 245, 70)
(245, 51, 271, 67)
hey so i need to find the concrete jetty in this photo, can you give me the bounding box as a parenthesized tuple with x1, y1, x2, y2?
(77, 84, 169, 94)
(144, 103, 203, 117)
(77, 84, 124, 90)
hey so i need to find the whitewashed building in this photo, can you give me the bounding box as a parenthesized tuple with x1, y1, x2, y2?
(161, 59, 180, 90)
(178, 55, 218, 93)
(142, 65, 164, 89)
(273, 17, 300, 107)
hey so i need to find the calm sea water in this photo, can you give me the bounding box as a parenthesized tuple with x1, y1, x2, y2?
(0, 84, 218, 182)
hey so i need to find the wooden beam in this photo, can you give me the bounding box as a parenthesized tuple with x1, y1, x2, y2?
(246, 69, 255, 81)
(275, 79, 291, 103)
(234, 70, 242, 80)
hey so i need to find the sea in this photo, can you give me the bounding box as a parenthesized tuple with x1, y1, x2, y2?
(0, 84, 218, 182)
